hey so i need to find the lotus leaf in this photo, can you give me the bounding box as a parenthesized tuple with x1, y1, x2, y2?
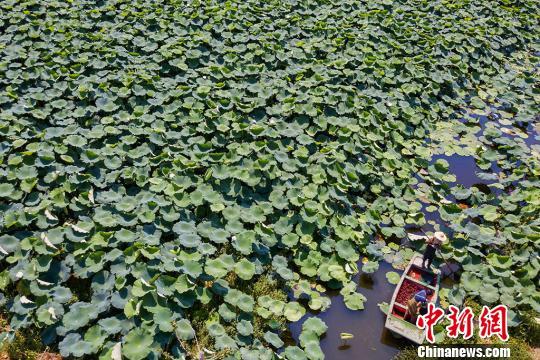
(234, 259, 256, 280)
(175, 319, 195, 341)
(0, 235, 19, 254)
(302, 317, 327, 336)
(59, 333, 92, 357)
(385, 272, 401, 285)
(237, 320, 253, 337)
(362, 261, 379, 274)
(264, 331, 284, 348)
(344, 293, 367, 311)
(122, 328, 154, 360)
(284, 302, 306, 322)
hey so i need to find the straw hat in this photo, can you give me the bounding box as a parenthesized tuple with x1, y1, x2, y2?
(433, 231, 448, 243)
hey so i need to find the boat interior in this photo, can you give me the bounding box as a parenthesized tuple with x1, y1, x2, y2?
(390, 265, 438, 320)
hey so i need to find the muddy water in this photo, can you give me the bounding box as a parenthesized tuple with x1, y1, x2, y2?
(288, 262, 409, 360)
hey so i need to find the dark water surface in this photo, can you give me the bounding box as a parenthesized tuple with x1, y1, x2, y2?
(431, 154, 489, 188)
(289, 262, 409, 360)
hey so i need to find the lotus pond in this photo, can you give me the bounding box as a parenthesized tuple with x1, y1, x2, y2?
(0, 0, 538, 359)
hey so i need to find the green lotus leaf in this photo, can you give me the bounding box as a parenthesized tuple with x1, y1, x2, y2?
(116, 229, 136, 243)
(487, 254, 512, 269)
(182, 260, 203, 278)
(177, 232, 201, 248)
(153, 307, 174, 332)
(16, 165, 38, 180)
(511, 248, 530, 263)
(174, 275, 194, 293)
(234, 258, 256, 280)
(173, 221, 197, 234)
(84, 325, 108, 353)
(95, 97, 119, 112)
(335, 240, 359, 262)
(385, 271, 400, 285)
(0, 183, 15, 197)
(58, 333, 93, 357)
(264, 331, 284, 348)
(479, 205, 500, 222)
(218, 303, 237, 322)
(153, 275, 176, 297)
(479, 284, 499, 304)
(300, 336, 324, 359)
(98, 316, 124, 335)
(283, 346, 308, 360)
(0, 235, 19, 254)
(224, 289, 250, 311)
(268, 299, 285, 315)
(301, 317, 327, 336)
(283, 301, 305, 322)
(214, 334, 238, 350)
(233, 231, 255, 255)
(195, 287, 213, 304)
(461, 272, 482, 292)
(362, 261, 379, 274)
(462, 255, 483, 272)
(207, 322, 226, 338)
(51, 99, 68, 108)
(308, 295, 330, 311)
(62, 302, 95, 331)
(470, 96, 485, 109)
(344, 292, 367, 310)
(236, 319, 253, 337)
(430, 158, 450, 174)
(116, 197, 138, 212)
(205, 255, 234, 278)
(281, 233, 299, 247)
(122, 328, 154, 360)
(38, 300, 64, 324)
(175, 319, 195, 340)
(51, 287, 73, 304)
(209, 228, 229, 244)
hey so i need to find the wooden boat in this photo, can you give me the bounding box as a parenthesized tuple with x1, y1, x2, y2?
(384, 253, 441, 344)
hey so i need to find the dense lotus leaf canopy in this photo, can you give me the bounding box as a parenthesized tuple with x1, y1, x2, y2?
(0, 0, 538, 357)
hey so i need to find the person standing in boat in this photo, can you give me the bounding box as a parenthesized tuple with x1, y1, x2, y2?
(422, 231, 447, 268)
